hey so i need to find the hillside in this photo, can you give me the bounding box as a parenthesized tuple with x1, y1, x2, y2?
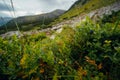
(68, 0, 89, 10)
(1, 0, 120, 38)
(58, 0, 118, 20)
(0, 9, 65, 34)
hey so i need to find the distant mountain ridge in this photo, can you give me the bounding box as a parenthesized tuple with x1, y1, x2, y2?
(0, 9, 65, 34)
(0, 17, 12, 26)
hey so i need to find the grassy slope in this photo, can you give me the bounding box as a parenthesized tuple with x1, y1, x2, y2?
(59, 0, 117, 20)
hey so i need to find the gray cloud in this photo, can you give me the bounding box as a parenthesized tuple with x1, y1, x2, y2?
(38, 0, 77, 12)
(40, 0, 58, 4)
(0, 0, 77, 17)
(0, 3, 13, 11)
(0, 12, 10, 17)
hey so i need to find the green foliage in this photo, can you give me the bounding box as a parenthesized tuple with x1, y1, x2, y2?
(0, 16, 120, 80)
(102, 10, 120, 23)
(71, 17, 120, 80)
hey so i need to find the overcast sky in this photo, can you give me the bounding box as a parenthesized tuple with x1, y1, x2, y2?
(0, 0, 77, 17)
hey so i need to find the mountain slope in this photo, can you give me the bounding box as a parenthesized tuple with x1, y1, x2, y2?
(68, 0, 89, 10)
(0, 9, 65, 34)
(59, 0, 118, 20)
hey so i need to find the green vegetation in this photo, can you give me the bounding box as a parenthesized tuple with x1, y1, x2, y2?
(0, 11, 120, 80)
(58, 0, 117, 20)
(101, 10, 120, 23)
